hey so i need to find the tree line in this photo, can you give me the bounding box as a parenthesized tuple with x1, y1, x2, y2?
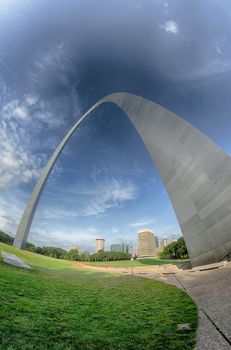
(0, 231, 131, 261)
(25, 243, 131, 262)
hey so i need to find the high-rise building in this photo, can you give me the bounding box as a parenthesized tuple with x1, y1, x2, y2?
(138, 229, 156, 258)
(168, 238, 177, 244)
(159, 239, 167, 250)
(96, 238, 105, 252)
(111, 243, 129, 253)
(155, 236, 159, 248)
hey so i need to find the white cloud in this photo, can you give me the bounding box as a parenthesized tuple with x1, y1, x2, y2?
(0, 120, 43, 189)
(2, 100, 27, 120)
(216, 43, 222, 55)
(29, 227, 99, 251)
(34, 109, 64, 129)
(49, 228, 98, 243)
(13, 106, 28, 119)
(39, 207, 79, 220)
(112, 227, 119, 233)
(2, 94, 65, 127)
(0, 194, 23, 235)
(129, 221, 149, 227)
(0, 93, 67, 189)
(129, 218, 154, 228)
(215, 35, 226, 55)
(83, 178, 138, 216)
(25, 94, 38, 106)
(38, 178, 138, 220)
(31, 41, 77, 89)
(174, 56, 231, 82)
(192, 59, 231, 79)
(160, 20, 178, 34)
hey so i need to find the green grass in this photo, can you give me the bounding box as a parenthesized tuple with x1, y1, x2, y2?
(0, 243, 73, 270)
(85, 258, 189, 268)
(0, 243, 198, 350)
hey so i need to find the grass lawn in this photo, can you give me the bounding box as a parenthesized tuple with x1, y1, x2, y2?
(0, 243, 198, 350)
(85, 258, 189, 268)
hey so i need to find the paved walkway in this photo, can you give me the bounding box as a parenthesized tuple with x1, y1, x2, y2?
(2, 251, 32, 269)
(134, 264, 231, 350)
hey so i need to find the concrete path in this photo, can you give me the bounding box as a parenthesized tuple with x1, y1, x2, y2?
(2, 251, 32, 269)
(134, 264, 231, 350)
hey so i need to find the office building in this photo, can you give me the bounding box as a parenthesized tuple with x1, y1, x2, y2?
(111, 243, 129, 253)
(96, 238, 105, 252)
(138, 229, 156, 258)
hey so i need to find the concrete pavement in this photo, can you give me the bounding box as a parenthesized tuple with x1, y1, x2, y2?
(2, 251, 32, 269)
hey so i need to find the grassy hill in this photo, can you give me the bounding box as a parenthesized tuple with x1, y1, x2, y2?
(0, 243, 198, 350)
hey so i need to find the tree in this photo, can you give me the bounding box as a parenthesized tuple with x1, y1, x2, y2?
(35, 246, 43, 255)
(25, 242, 36, 252)
(41, 246, 67, 259)
(65, 249, 80, 261)
(89, 251, 131, 262)
(78, 252, 89, 262)
(160, 237, 189, 259)
(0, 231, 13, 245)
(176, 237, 188, 258)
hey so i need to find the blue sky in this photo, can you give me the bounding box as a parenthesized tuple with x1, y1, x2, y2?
(1, 0, 231, 252)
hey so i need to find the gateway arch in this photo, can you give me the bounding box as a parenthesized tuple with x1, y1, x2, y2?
(13, 92, 231, 267)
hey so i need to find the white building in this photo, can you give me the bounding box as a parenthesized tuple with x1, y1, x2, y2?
(96, 238, 105, 252)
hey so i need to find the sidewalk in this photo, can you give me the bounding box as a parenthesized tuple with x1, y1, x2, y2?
(2, 251, 32, 269)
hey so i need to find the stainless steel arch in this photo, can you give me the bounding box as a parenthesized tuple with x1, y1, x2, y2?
(13, 92, 231, 267)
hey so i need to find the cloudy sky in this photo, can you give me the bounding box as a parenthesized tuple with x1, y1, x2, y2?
(1, 0, 231, 251)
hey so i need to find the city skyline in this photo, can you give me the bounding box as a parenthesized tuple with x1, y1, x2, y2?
(75, 230, 179, 253)
(1, 1, 231, 251)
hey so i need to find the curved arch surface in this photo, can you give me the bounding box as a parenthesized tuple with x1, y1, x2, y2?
(13, 92, 231, 267)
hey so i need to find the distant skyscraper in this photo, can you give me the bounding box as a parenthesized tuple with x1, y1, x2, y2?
(111, 243, 129, 253)
(168, 238, 177, 244)
(159, 239, 167, 250)
(138, 229, 156, 258)
(96, 238, 105, 252)
(155, 236, 159, 248)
